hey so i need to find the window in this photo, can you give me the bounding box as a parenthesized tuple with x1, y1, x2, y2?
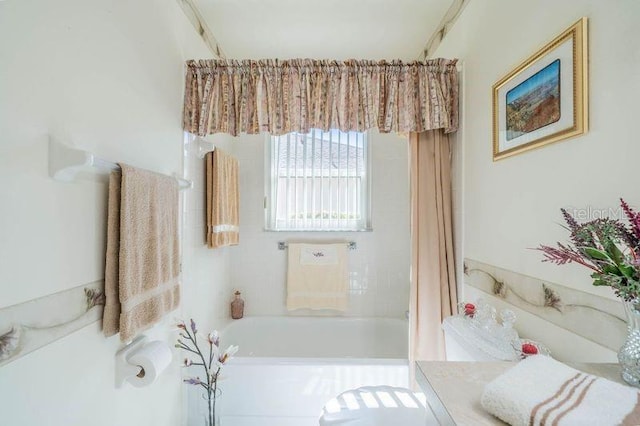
(266, 129, 371, 231)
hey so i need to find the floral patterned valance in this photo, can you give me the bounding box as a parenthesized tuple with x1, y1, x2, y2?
(183, 58, 459, 136)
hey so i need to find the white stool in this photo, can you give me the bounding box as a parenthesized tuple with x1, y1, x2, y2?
(319, 385, 431, 426)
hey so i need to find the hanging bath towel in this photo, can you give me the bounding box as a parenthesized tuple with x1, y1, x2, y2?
(206, 149, 239, 249)
(103, 164, 181, 342)
(286, 243, 349, 311)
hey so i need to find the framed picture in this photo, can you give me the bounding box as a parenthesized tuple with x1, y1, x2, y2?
(492, 18, 588, 161)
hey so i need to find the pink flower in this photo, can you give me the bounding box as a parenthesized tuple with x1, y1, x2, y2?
(207, 331, 220, 347)
(464, 303, 476, 317)
(183, 377, 201, 385)
(218, 345, 239, 364)
(522, 343, 539, 355)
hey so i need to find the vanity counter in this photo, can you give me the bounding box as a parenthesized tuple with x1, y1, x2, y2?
(415, 361, 622, 426)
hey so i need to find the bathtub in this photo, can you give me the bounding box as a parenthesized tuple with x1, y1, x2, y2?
(220, 316, 408, 358)
(196, 316, 410, 426)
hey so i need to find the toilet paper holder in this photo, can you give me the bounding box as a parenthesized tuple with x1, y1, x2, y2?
(115, 335, 168, 388)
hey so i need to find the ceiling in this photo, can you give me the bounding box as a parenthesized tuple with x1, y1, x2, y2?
(195, 0, 454, 60)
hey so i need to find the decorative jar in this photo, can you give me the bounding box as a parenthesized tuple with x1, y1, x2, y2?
(618, 299, 640, 387)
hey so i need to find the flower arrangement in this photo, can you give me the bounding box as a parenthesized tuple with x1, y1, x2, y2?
(537, 199, 640, 301)
(176, 319, 238, 426)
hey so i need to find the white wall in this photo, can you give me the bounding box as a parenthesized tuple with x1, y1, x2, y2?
(0, 1, 214, 425)
(182, 133, 236, 333)
(435, 0, 640, 361)
(230, 131, 411, 318)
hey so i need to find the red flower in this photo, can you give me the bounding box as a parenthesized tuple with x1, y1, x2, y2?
(464, 303, 476, 317)
(522, 343, 539, 355)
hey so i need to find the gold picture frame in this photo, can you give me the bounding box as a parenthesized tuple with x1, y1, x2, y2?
(492, 18, 588, 161)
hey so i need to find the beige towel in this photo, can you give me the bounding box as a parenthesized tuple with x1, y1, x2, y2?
(481, 355, 640, 426)
(286, 243, 349, 311)
(103, 164, 181, 342)
(206, 149, 239, 249)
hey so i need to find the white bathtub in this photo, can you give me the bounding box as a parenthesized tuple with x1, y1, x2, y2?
(197, 317, 410, 426)
(188, 317, 409, 426)
(221, 316, 408, 358)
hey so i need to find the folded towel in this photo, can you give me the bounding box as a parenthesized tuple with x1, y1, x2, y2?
(286, 243, 349, 311)
(206, 149, 239, 249)
(103, 164, 181, 342)
(481, 355, 640, 426)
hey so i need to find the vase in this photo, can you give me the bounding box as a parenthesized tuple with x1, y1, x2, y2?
(199, 389, 221, 426)
(618, 300, 640, 387)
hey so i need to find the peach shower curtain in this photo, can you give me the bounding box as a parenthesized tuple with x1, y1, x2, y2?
(409, 130, 458, 362)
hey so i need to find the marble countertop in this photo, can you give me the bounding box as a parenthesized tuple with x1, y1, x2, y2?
(415, 361, 623, 426)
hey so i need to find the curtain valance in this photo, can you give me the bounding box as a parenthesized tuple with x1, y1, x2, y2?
(183, 58, 459, 136)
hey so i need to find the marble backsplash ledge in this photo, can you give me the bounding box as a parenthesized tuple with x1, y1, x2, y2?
(0, 280, 104, 367)
(464, 258, 626, 351)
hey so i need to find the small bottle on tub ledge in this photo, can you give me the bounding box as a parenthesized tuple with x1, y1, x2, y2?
(231, 290, 244, 319)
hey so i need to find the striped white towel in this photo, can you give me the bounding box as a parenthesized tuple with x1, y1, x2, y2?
(481, 355, 640, 426)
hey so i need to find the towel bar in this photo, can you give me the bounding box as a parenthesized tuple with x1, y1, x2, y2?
(278, 241, 357, 250)
(49, 137, 192, 189)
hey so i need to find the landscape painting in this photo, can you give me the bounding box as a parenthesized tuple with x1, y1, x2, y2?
(492, 18, 588, 161)
(505, 59, 560, 141)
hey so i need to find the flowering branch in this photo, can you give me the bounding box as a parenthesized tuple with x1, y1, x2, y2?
(176, 319, 238, 426)
(538, 242, 603, 272)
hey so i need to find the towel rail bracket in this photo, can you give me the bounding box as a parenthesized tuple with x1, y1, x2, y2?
(195, 137, 215, 159)
(278, 241, 357, 250)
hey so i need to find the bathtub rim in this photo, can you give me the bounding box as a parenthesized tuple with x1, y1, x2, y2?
(220, 315, 409, 326)
(226, 357, 409, 366)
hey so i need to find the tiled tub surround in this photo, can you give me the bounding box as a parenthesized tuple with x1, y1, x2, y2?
(464, 259, 626, 352)
(231, 131, 411, 319)
(185, 316, 410, 426)
(221, 316, 408, 358)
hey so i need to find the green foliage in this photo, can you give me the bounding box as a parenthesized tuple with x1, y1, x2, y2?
(539, 204, 640, 301)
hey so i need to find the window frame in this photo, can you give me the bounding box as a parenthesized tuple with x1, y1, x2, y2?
(264, 129, 372, 232)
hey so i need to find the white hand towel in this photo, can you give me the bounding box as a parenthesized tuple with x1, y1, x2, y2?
(481, 355, 640, 426)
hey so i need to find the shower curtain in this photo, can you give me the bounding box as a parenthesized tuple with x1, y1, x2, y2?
(409, 130, 458, 361)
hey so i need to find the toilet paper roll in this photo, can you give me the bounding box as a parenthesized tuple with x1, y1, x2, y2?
(127, 340, 172, 387)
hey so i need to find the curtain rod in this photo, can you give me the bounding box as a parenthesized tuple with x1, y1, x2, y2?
(48, 137, 192, 189)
